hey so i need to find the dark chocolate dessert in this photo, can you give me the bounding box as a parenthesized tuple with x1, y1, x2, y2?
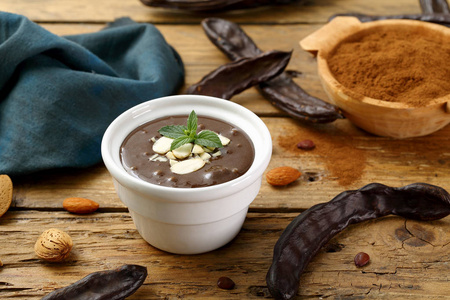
(120, 115, 254, 188)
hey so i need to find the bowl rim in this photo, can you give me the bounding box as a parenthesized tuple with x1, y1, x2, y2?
(317, 18, 450, 110)
(101, 94, 272, 202)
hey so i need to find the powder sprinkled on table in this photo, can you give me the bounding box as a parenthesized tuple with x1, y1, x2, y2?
(278, 124, 366, 186)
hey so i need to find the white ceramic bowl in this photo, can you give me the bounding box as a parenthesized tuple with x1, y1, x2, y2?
(101, 95, 272, 254)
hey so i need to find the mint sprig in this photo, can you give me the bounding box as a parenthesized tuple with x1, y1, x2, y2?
(158, 110, 223, 151)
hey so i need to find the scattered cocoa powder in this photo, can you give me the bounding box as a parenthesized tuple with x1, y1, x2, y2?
(277, 110, 450, 186)
(327, 26, 450, 107)
(278, 124, 366, 186)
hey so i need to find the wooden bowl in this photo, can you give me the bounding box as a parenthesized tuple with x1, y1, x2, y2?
(300, 17, 450, 138)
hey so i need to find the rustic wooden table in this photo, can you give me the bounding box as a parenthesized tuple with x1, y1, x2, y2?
(1, 0, 449, 299)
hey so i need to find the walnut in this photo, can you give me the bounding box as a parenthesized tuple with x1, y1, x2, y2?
(34, 228, 73, 262)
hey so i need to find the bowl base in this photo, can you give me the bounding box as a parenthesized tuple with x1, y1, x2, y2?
(129, 207, 249, 255)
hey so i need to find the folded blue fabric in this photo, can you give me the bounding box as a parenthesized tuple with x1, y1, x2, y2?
(0, 12, 184, 176)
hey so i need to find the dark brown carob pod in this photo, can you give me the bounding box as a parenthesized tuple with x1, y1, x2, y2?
(42, 264, 148, 300)
(266, 183, 450, 299)
(186, 50, 291, 100)
(201, 17, 343, 123)
(139, 0, 297, 12)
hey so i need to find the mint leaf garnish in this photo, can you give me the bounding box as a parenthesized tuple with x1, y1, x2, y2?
(158, 125, 187, 139)
(196, 130, 223, 148)
(158, 110, 224, 151)
(187, 110, 198, 133)
(171, 136, 194, 150)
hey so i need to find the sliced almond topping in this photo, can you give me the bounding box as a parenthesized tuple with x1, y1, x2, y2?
(149, 154, 168, 162)
(165, 151, 176, 160)
(152, 137, 174, 154)
(170, 157, 205, 174)
(202, 146, 213, 153)
(218, 134, 230, 146)
(149, 153, 159, 161)
(155, 156, 168, 162)
(192, 144, 205, 154)
(150, 128, 232, 175)
(172, 143, 193, 159)
(199, 152, 211, 161)
(212, 150, 222, 157)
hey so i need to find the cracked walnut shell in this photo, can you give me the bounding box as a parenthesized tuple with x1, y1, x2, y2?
(34, 228, 73, 262)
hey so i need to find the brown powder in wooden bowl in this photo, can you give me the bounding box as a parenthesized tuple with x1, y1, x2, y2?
(327, 26, 450, 107)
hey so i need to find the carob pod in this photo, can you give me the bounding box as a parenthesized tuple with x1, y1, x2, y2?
(258, 74, 343, 123)
(201, 18, 343, 123)
(42, 264, 148, 300)
(329, 12, 450, 27)
(419, 0, 450, 14)
(139, 0, 298, 12)
(186, 50, 292, 100)
(266, 183, 450, 300)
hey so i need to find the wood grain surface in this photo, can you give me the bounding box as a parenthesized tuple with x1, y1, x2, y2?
(2, 0, 421, 23)
(1, 0, 449, 299)
(1, 211, 449, 299)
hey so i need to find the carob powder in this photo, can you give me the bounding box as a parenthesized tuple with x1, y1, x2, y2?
(326, 26, 450, 107)
(278, 122, 366, 187)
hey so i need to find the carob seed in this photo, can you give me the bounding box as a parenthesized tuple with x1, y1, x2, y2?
(296, 139, 315, 150)
(354, 252, 370, 267)
(217, 276, 235, 290)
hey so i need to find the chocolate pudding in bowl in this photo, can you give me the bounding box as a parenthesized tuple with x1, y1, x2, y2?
(101, 95, 272, 254)
(120, 114, 254, 188)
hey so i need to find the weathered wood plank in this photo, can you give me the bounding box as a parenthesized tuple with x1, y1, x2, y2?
(11, 116, 450, 211)
(2, 2, 449, 300)
(8, 23, 450, 212)
(2, 0, 421, 24)
(0, 211, 448, 299)
(37, 23, 329, 115)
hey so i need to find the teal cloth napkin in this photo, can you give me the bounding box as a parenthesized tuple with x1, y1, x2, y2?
(0, 13, 184, 176)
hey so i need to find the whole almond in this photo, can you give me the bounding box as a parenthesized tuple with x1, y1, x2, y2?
(35, 228, 73, 262)
(63, 197, 99, 214)
(266, 166, 302, 186)
(0, 174, 13, 218)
